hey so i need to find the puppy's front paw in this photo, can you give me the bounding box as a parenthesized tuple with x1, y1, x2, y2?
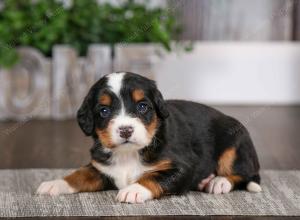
(36, 179, 76, 196)
(116, 183, 153, 203)
(205, 176, 232, 194)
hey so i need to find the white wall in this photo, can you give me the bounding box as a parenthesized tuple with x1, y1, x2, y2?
(155, 43, 300, 105)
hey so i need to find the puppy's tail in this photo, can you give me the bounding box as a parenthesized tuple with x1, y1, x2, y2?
(246, 175, 262, 193)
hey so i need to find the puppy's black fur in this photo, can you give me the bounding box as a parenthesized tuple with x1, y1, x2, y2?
(78, 72, 260, 195)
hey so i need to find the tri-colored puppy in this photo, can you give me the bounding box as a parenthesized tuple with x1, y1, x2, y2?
(37, 72, 262, 203)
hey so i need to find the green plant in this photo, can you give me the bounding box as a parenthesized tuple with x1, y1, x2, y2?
(0, 0, 179, 68)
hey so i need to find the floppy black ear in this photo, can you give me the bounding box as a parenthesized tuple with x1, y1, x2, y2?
(153, 88, 169, 119)
(77, 88, 95, 136)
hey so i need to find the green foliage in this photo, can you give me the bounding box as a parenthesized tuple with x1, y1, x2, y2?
(0, 0, 179, 68)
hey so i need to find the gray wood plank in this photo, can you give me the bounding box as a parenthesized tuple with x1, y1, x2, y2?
(292, 0, 300, 40)
(170, 0, 294, 41)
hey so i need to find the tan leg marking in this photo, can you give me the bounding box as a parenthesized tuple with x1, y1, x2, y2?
(216, 147, 243, 189)
(217, 147, 236, 176)
(64, 165, 103, 192)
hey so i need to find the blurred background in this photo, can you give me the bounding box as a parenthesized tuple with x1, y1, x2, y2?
(0, 0, 299, 170)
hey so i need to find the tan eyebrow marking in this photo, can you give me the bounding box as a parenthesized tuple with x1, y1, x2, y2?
(99, 94, 111, 106)
(132, 89, 145, 102)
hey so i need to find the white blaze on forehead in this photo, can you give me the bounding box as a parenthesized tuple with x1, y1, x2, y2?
(107, 72, 125, 96)
(105, 72, 152, 149)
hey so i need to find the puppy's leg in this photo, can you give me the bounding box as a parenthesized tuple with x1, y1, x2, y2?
(116, 175, 166, 203)
(206, 140, 261, 194)
(116, 162, 191, 203)
(37, 164, 110, 196)
(204, 115, 261, 194)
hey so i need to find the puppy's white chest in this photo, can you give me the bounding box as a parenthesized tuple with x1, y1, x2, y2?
(93, 150, 149, 189)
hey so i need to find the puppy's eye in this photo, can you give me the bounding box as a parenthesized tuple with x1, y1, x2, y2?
(100, 107, 111, 118)
(137, 102, 148, 114)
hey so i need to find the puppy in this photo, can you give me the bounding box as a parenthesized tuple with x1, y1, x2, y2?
(37, 72, 261, 203)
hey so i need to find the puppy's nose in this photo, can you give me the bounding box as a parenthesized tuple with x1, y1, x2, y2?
(119, 126, 134, 139)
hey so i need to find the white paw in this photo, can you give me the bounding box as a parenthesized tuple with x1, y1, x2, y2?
(205, 176, 232, 194)
(36, 179, 76, 196)
(198, 174, 215, 191)
(116, 183, 153, 203)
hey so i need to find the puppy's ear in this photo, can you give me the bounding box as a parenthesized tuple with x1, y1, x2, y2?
(153, 88, 169, 119)
(77, 88, 95, 136)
